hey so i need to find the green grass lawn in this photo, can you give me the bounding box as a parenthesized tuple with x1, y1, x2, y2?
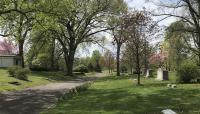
(0, 69, 73, 92)
(43, 72, 200, 114)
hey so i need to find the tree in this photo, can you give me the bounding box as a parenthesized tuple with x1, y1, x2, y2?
(109, 1, 128, 76)
(164, 21, 189, 70)
(124, 11, 157, 85)
(0, 0, 31, 19)
(91, 50, 102, 72)
(103, 50, 115, 73)
(111, 19, 127, 76)
(155, 0, 200, 65)
(40, 0, 127, 76)
(121, 46, 135, 74)
(27, 30, 59, 70)
(0, 0, 39, 67)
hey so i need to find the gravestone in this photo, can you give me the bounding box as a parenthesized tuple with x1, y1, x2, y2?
(161, 109, 177, 114)
(145, 69, 153, 77)
(142, 68, 146, 75)
(156, 68, 169, 81)
(146, 69, 150, 77)
(156, 68, 163, 80)
(163, 70, 169, 80)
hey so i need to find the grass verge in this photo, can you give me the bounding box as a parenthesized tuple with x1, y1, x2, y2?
(43, 72, 200, 114)
(0, 69, 74, 92)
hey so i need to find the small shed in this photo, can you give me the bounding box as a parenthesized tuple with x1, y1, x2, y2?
(0, 39, 21, 67)
(0, 55, 22, 67)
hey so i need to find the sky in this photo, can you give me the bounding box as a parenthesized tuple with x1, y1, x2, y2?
(125, 0, 177, 26)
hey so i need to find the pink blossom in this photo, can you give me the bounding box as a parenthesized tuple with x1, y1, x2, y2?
(0, 39, 18, 55)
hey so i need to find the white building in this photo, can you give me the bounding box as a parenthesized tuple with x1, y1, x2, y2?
(0, 55, 21, 67)
(0, 40, 21, 67)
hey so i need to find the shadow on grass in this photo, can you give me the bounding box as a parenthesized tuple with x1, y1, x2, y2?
(44, 76, 200, 114)
(95, 75, 131, 82)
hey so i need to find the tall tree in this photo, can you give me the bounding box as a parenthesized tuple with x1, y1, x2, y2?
(164, 21, 189, 70)
(155, 0, 200, 65)
(104, 50, 115, 73)
(124, 11, 157, 85)
(109, 1, 127, 76)
(41, 0, 127, 76)
(91, 50, 102, 72)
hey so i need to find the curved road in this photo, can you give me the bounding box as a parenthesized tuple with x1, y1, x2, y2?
(0, 81, 86, 114)
(0, 73, 107, 114)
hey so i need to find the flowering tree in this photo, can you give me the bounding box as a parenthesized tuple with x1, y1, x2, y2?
(0, 39, 18, 55)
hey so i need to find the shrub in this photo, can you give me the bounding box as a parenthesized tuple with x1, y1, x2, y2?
(87, 63, 94, 72)
(29, 65, 50, 71)
(7, 66, 30, 81)
(176, 63, 200, 83)
(74, 64, 88, 73)
(15, 68, 30, 81)
(121, 66, 128, 73)
(74, 72, 85, 76)
(94, 63, 102, 73)
(7, 66, 20, 77)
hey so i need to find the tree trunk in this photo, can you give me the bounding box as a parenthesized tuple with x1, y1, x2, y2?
(63, 51, 68, 74)
(66, 49, 75, 76)
(18, 15, 25, 68)
(57, 37, 76, 76)
(51, 51, 55, 70)
(109, 56, 112, 74)
(144, 41, 148, 75)
(50, 38, 55, 70)
(116, 45, 121, 76)
(136, 45, 141, 85)
(130, 65, 133, 75)
(19, 41, 24, 68)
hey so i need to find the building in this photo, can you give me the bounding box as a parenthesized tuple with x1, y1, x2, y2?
(0, 40, 21, 67)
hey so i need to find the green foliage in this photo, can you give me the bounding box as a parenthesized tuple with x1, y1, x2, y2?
(121, 65, 128, 73)
(7, 66, 20, 77)
(164, 21, 190, 70)
(87, 63, 94, 72)
(176, 62, 200, 83)
(91, 50, 101, 63)
(1, 0, 128, 76)
(90, 50, 103, 72)
(15, 68, 30, 81)
(94, 63, 102, 73)
(73, 64, 88, 73)
(7, 66, 30, 81)
(30, 53, 52, 71)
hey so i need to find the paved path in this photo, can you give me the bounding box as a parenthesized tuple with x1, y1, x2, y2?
(0, 80, 87, 114)
(0, 73, 107, 114)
